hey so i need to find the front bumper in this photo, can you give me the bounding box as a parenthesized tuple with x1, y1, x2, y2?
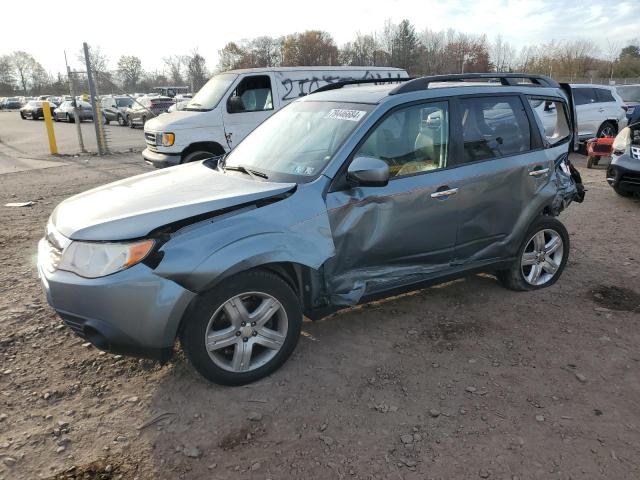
(37, 239, 196, 360)
(607, 152, 640, 192)
(142, 147, 181, 168)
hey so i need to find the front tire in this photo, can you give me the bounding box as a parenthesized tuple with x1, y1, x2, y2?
(117, 114, 126, 126)
(181, 270, 302, 386)
(497, 216, 569, 291)
(128, 115, 135, 128)
(182, 150, 216, 163)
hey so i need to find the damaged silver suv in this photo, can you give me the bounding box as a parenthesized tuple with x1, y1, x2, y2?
(38, 74, 584, 385)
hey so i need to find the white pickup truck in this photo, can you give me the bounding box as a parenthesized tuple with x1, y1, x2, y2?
(142, 66, 409, 168)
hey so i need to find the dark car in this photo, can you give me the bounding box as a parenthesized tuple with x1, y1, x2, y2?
(607, 110, 640, 196)
(1, 97, 22, 110)
(101, 96, 134, 126)
(125, 96, 173, 128)
(37, 73, 584, 386)
(20, 100, 55, 120)
(615, 85, 640, 121)
(53, 101, 95, 122)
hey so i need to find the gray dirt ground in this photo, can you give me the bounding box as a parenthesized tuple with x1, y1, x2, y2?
(0, 138, 639, 479)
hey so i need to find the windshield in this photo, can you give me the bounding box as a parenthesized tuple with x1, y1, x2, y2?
(116, 98, 133, 107)
(617, 86, 640, 103)
(186, 73, 237, 111)
(224, 101, 374, 182)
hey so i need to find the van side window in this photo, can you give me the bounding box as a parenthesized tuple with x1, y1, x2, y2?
(227, 75, 273, 113)
(528, 98, 571, 146)
(354, 102, 449, 178)
(458, 96, 531, 163)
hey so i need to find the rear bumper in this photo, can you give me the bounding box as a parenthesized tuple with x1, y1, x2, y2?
(38, 239, 196, 360)
(142, 148, 181, 168)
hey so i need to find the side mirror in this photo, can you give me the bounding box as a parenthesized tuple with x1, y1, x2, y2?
(347, 156, 389, 187)
(227, 96, 245, 113)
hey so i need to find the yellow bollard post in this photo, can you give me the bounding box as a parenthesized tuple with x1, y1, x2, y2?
(42, 101, 58, 155)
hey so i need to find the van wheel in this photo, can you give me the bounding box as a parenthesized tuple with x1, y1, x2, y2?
(597, 121, 617, 138)
(182, 150, 215, 163)
(180, 270, 302, 386)
(497, 216, 569, 291)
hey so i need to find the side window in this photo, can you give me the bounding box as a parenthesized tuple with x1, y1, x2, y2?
(227, 75, 273, 113)
(458, 96, 531, 163)
(595, 88, 615, 103)
(354, 102, 449, 178)
(573, 88, 596, 106)
(528, 97, 571, 146)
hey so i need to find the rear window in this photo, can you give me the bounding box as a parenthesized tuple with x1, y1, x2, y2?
(595, 88, 615, 103)
(528, 98, 571, 146)
(458, 96, 531, 163)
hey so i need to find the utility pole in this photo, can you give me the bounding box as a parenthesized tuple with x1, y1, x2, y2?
(64, 51, 85, 153)
(83, 42, 107, 155)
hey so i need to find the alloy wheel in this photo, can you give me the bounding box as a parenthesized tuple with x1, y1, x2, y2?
(204, 292, 288, 373)
(521, 229, 564, 286)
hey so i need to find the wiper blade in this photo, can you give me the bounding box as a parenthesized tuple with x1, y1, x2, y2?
(224, 164, 268, 179)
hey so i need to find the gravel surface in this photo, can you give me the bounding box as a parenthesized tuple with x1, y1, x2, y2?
(0, 151, 639, 479)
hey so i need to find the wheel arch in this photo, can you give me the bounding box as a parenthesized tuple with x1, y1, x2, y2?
(181, 142, 226, 162)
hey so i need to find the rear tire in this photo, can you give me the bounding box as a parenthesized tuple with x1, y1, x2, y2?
(497, 216, 569, 291)
(586, 156, 594, 169)
(597, 121, 617, 138)
(180, 270, 302, 386)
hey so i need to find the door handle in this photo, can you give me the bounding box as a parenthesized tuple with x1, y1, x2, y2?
(598, 108, 605, 112)
(430, 188, 458, 198)
(529, 168, 550, 177)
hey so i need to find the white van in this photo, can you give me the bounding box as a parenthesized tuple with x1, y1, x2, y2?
(142, 66, 409, 167)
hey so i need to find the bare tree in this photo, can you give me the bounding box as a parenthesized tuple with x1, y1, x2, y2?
(117, 55, 143, 90)
(282, 31, 339, 66)
(77, 45, 109, 73)
(604, 39, 620, 80)
(490, 35, 516, 72)
(186, 49, 208, 91)
(163, 55, 186, 84)
(11, 51, 39, 95)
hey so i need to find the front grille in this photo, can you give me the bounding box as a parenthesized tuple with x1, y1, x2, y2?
(144, 131, 157, 145)
(620, 171, 640, 186)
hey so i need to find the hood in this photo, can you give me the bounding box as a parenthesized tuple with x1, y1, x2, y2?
(145, 109, 220, 132)
(51, 162, 295, 241)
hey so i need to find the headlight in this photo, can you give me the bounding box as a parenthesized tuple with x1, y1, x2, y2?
(612, 127, 631, 155)
(58, 239, 155, 278)
(161, 132, 175, 147)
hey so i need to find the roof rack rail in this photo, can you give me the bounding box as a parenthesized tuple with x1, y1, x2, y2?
(312, 77, 411, 94)
(389, 73, 559, 95)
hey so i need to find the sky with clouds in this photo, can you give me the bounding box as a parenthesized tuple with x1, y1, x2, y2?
(1, 0, 636, 75)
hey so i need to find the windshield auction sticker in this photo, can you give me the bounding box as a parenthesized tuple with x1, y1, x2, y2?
(325, 109, 366, 122)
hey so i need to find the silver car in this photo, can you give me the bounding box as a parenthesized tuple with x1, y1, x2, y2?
(37, 74, 584, 385)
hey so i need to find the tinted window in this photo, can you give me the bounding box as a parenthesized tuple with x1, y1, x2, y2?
(528, 98, 571, 146)
(116, 98, 133, 107)
(458, 96, 531, 163)
(227, 75, 273, 113)
(595, 88, 615, 103)
(355, 102, 449, 177)
(573, 88, 596, 106)
(616, 86, 640, 102)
